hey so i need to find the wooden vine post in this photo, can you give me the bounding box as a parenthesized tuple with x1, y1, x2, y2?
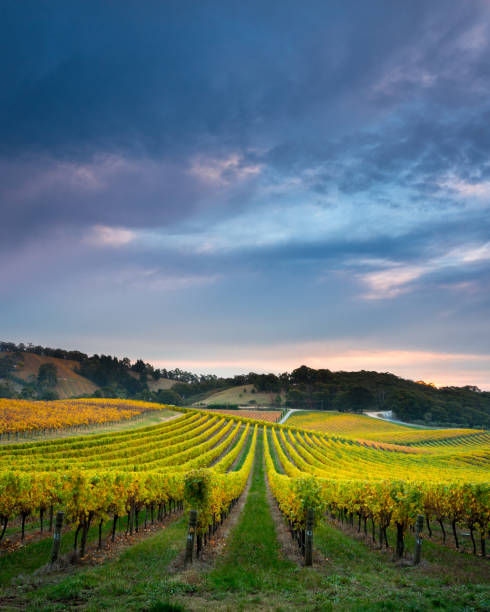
(413, 514, 424, 565)
(305, 508, 314, 566)
(50, 511, 64, 566)
(184, 509, 198, 567)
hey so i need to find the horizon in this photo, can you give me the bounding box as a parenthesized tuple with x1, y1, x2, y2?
(1, 2, 489, 391)
(3, 339, 489, 391)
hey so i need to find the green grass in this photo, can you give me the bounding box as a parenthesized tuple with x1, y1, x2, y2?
(206, 433, 297, 593)
(7, 517, 189, 611)
(197, 384, 284, 407)
(311, 522, 489, 611)
(0, 516, 122, 586)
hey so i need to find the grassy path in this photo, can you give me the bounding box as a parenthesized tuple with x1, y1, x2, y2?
(206, 432, 297, 593)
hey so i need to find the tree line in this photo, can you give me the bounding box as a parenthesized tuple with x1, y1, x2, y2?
(1, 342, 489, 428)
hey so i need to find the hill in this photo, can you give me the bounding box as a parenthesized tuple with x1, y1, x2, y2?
(3, 352, 97, 398)
(195, 384, 283, 407)
(0, 342, 179, 401)
(128, 370, 176, 392)
(1, 342, 489, 428)
(145, 376, 176, 392)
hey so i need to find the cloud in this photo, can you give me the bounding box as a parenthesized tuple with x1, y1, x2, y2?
(359, 265, 426, 299)
(103, 267, 221, 291)
(357, 243, 490, 299)
(188, 153, 262, 185)
(437, 174, 490, 201)
(0, 152, 228, 248)
(1, 1, 490, 390)
(87, 225, 135, 247)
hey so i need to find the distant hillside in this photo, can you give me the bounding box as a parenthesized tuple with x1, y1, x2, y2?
(147, 377, 176, 392)
(195, 384, 283, 407)
(4, 352, 98, 398)
(1, 341, 489, 428)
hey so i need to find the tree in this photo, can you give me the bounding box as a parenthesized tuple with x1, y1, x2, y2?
(0, 355, 15, 378)
(131, 359, 146, 374)
(20, 384, 36, 399)
(334, 386, 374, 412)
(154, 389, 184, 406)
(38, 389, 59, 401)
(0, 382, 15, 398)
(37, 363, 58, 389)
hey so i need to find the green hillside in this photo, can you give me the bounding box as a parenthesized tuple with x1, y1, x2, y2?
(195, 384, 284, 407)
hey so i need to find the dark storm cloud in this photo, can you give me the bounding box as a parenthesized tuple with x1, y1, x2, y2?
(1, 0, 486, 156)
(1, 0, 489, 238)
(1, 0, 490, 385)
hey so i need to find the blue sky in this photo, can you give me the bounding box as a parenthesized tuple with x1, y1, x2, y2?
(1, 1, 490, 388)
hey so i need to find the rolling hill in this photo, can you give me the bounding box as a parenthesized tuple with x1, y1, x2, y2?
(2, 351, 178, 400)
(5, 352, 98, 398)
(194, 383, 284, 407)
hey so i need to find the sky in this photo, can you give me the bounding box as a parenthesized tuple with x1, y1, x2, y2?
(1, 0, 490, 389)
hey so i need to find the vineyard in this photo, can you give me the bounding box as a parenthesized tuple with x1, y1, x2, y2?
(0, 398, 170, 438)
(287, 411, 483, 443)
(201, 408, 281, 422)
(0, 409, 258, 553)
(0, 402, 488, 610)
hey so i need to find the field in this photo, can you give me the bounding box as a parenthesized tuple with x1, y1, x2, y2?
(201, 408, 281, 422)
(195, 384, 284, 406)
(287, 410, 483, 444)
(0, 398, 172, 438)
(0, 402, 488, 611)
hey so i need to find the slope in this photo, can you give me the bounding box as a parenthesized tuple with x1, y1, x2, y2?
(6, 352, 97, 398)
(195, 384, 284, 407)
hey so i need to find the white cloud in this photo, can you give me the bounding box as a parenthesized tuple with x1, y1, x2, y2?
(357, 242, 490, 299)
(359, 264, 426, 299)
(188, 153, 262, 185)
(438, 173, 490, 201)
(87, 225, 135, 247)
